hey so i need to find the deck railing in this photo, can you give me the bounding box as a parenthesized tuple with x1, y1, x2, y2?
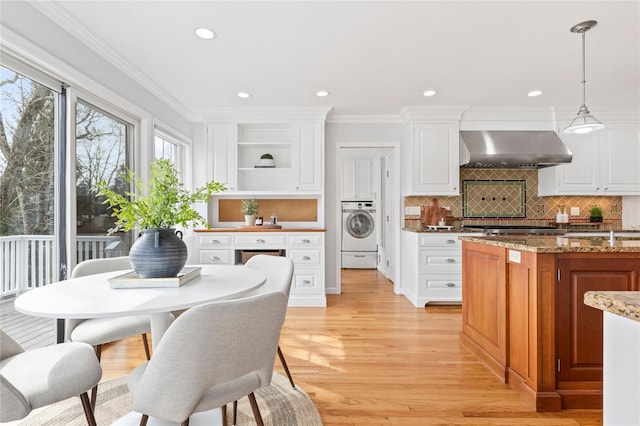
(0, 235, 125, 296)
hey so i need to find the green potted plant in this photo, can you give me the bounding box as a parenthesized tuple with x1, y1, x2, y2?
(94, 158, 226, 278)
(240, 199, 259, 226)
(589, 205, 603, 222)
(260, 153, 274, 166)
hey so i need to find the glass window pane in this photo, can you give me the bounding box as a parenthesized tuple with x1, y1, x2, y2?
(75, 101, 131, 261)
(1, 66, 57, 292)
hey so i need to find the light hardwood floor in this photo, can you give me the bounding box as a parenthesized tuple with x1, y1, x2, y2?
(100, 269, 602, 425)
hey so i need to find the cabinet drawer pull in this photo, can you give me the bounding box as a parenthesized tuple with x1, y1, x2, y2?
(446, 258, 456, 263)
(210, 256, 220, 261)
(209, 239, 220, 244)
(302, 279, 312, 284)
(446, 239, 456, 244)
(446, 283, 456, 288)
(301, 239, 311, 243)
(256, 239, 265, 243)
(301, 256, 312, 261)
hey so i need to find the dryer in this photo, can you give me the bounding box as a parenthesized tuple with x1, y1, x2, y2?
(342, 201, 377, 268)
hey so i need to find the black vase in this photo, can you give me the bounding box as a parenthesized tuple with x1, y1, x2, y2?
(129, 229, 187, 278)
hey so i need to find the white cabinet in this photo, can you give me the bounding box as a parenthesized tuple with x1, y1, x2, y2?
(401, 231, 471, 307)
(341, 159, 373, 200)
(207, 121, 324, 193)
(539, 122, 640, 195)
(405, 122, 460, 195)
(207, 124, 237, 191)
(292, 123, 323, 191)
(194, 231, 326, 307)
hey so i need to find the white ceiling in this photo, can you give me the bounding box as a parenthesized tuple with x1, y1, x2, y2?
(34, 1, 640, 119)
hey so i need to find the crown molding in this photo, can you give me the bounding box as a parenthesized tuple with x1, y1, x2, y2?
(400, 106, 470, 123)
(30, 1, 198, 122)
(199, 106, 333, 122)
(553, 106, 640, 122)
(326, 114, 402, 124)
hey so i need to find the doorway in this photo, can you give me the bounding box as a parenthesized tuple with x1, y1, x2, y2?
(335, 143, 400, 295)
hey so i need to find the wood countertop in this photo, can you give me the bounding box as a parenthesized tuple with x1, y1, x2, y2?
(195, 228, 326, 233)
(459, 235, 640, 253)
(584, 291, 640, 323)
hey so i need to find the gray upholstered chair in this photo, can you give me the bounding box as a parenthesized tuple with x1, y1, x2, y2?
(125, 291, 289, 426)
(0, 330, 102, 425)
(69, 256, 151, 407)
(243, 255, 295, 388)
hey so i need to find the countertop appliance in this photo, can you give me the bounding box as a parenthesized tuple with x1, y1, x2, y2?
(462, 225, 567, 236)
(342, 201, 377, 268)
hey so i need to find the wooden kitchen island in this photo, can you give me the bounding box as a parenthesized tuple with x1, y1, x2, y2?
(459, 235, 640, 412)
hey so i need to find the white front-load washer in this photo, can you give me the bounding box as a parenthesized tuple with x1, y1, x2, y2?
(342, 201, 377, 268)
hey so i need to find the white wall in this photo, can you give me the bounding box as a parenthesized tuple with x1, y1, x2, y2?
(0, 1, 192, 138)
(324, 121, 403, 293)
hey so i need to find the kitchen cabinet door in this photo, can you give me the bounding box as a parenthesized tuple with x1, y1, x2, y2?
(292, 123, 323, 191)
(207, 123, 237, 191)
(411, 123, 459, 195)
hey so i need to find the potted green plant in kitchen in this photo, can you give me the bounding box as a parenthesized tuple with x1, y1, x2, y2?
(240, 199, 259, 226)
(589, 205, 603, 222)
(94, 158, 226, 278)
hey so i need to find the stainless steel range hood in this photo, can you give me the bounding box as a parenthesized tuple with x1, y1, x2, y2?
(459, 130, 572, 169)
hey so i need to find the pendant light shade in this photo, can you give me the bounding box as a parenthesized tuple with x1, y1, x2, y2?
(564, 20, 604, 134)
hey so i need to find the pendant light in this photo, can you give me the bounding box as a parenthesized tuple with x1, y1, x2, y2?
(563, 20, 604, 134)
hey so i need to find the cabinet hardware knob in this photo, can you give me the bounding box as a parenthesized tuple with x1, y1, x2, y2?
(301, 256, 311, 260)
(446, 283, 456, 287)
(446, 239, 456, 244)
(256, 239, 265, 243)
(446, 258, 456, 263)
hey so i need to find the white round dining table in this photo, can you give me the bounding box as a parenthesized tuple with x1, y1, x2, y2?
(14, 264, 266, 349)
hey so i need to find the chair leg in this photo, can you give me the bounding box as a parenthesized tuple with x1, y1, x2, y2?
(233, 400, 238, 425)
(90, 344, 103, 409)
(277, 346, 295, 388)
(140, 414, 149, 426)
(79, 392, 97, 426)
(141, 333, 151, 360)
(221, 404, 227, 426)
(247, 392, 264, 426)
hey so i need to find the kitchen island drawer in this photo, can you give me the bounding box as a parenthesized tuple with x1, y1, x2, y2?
(199, 249, 234, 265)
(289, 249, 321, 265)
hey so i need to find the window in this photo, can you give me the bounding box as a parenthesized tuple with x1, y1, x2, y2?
(1, 65, 59, 290)
(75, 100, 132, 261)
(154, 133, 178, 164)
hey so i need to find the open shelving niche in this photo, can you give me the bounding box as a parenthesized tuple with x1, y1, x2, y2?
(237, 123, 293, 192)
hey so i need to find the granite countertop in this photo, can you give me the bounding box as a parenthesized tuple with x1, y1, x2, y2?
(195, 228, 326, 232)
(584, 291, 640, 323)
(459, 235, 640, 253)
(403, 227, 480, 234)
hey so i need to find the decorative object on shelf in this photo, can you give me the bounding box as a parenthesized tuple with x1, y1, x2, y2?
(564, 20, 605, 134)
(241, 199, 259, 226)
(94, 158, 225, 278)
(255, 153, 275, 168)
(589, 205, 603, 222)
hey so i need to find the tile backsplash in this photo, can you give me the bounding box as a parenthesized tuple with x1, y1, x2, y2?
(405, 169, 623, 229)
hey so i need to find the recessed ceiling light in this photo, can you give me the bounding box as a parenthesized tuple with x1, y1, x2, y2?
(237, 92, 250, 98)
(316, 91, 329, 97)
(423, 90, 437, 97)
(528, 90, 543, 97)
(194, 28, 216, 40)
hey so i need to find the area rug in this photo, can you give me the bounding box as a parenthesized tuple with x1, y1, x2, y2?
(17, 373, 322, 425)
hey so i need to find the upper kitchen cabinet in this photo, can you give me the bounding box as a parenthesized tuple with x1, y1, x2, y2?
(539, 121, 640, 196)
(206, 109, 328, 194)
(405, 122, 460, 195)
(341, 158, 373, 201)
